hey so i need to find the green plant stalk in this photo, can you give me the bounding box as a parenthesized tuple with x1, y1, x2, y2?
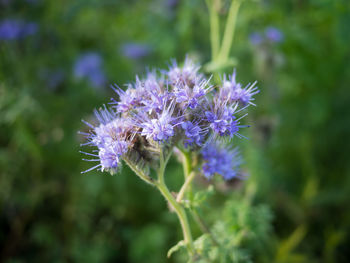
(156, 150, 195, 256)
(218, 0, 241, 62)
(182, 150, 194, 201)
(206, 0, 220, 60)
(191, 208, 219, 246)
(177, 171, 196, 203)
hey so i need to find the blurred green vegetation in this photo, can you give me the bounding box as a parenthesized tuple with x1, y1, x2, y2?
(0, 0, 349, 262)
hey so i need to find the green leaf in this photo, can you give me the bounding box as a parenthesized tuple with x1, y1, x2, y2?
(192, 185, 214, 208)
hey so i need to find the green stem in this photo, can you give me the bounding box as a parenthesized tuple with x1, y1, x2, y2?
(206, 0, 220, 60)
(176, 171, 196, 203)
(156, 150, 195, 256)
(191, 208, 219, 246)
(182, 150, 194, 201)
(218, 0, 241, 61)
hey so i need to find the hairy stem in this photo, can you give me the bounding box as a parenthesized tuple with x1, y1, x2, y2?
(156, 150, 195, 256)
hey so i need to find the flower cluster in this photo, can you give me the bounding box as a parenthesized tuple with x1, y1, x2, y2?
(80, 58, 258, 179)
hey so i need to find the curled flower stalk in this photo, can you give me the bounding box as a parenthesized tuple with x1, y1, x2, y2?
(79, 57, 258, 260)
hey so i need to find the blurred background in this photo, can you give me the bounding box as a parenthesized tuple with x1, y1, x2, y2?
(1, 0, 350, 262)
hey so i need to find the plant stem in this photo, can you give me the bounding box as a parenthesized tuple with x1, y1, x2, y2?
(191, 208, 219, 246)
(156, 150, 195, 256)
(218, 0, 241, 61)
(181, 150, 194, 201)
(176, 171, 196, 203)
(206, 0, 221, 60)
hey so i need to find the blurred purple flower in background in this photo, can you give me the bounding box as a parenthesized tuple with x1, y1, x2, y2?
(265, 27, 283, 43)
(167, 0, 179, 9)
(0, 19, 38, 41)
(249, 32, 263, 45)
(121, 43, 151, 59)
(74, 52, 107, 88)
(250, 26, 284, 45)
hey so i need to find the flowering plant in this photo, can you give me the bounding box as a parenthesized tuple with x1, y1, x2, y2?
(80, 0, 264, 261)
(80, 57, 258, 259)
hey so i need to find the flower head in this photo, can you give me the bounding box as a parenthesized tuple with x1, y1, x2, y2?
(201, 141, 242, 180)
(265, 27, 283, 43)
(139, 103, 177, 141)
(220, 71, 259, 106)
(121, 42, 151, 59)
(167, 57, 202, 86)
(80, 107, 134, 173)
(181, 121, 204, 147)
(74, 52, 106, 88)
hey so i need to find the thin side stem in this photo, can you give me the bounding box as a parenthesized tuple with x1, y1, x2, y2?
(156, 150, 195, 256)
(218, 0, 241, 61)
(176, 171, 196, 203)
(191, 208, 219, 246)
(182, 150, 194, 201)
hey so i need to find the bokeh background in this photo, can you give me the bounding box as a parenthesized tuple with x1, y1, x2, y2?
(1, 0, 350, 262)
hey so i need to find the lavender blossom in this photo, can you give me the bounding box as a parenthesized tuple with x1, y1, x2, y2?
(250, 27, 283, 46)
(80, 108, 134, 174)
(173, 79, 211, 109)
(221, 71, 259, 106)
(205, 102, 245, 138)
(249, 32, 263, 45)
(265, 27, 284, 43)
(0, 19, 38, 41)
(74, 52, 106, 88)
(121, 43, 152, 59)
(140, 104, 177, 141)
(167, 58, 202, 86)
(202, 141, 242, 180)
(181, 121, 203, 147)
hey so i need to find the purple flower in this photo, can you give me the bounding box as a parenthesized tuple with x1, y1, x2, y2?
(113, 85, 139, 112)
(98, 141, 128, 170)
(80, 108, 133, 173)
(202, 141, 242, 180)
(168, 57, 202, 86)
(0, 19, 38, 40)
(74, 52, 106, 88)
(173, 79, 210, 109)
(221, 71, 259, 106)
(249, 32, 263, 45)
(121, 43, 151, 59)
(181, 121, 203, 147)
(140, 105, 177, 141)
(265, 27, 283, 43)
(205, 103, 244, 138)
